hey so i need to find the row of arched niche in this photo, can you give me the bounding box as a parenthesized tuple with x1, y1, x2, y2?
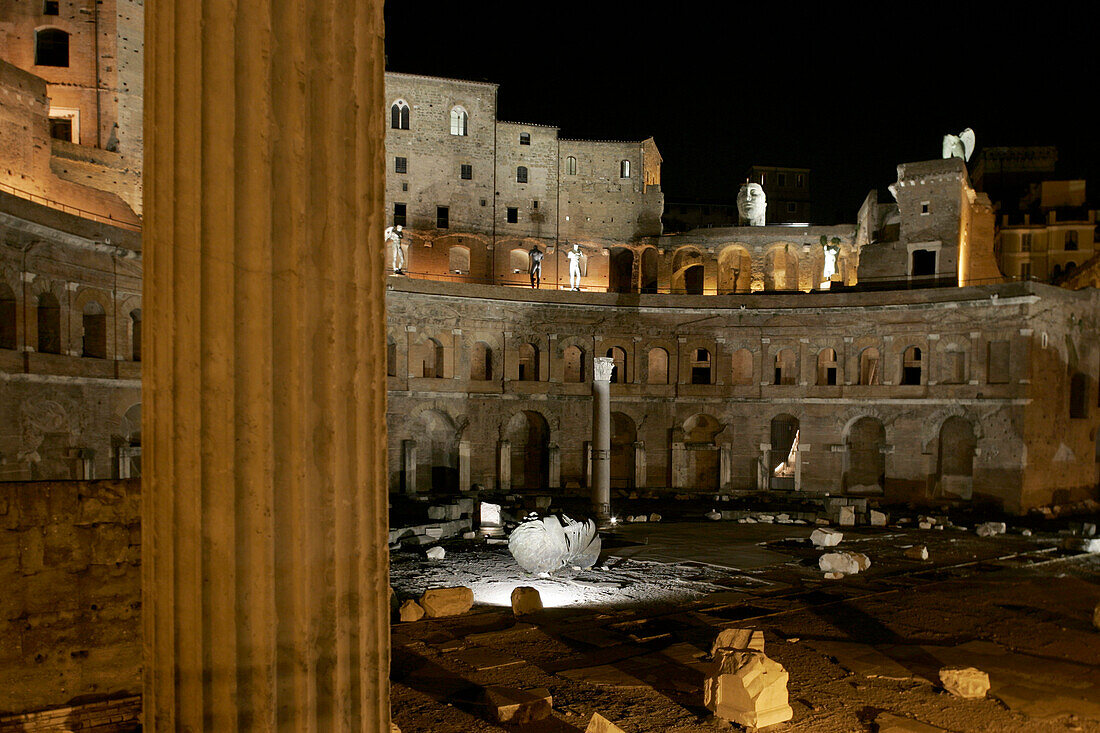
(0, 284, 142, 361)
(399, 408, 977, 495)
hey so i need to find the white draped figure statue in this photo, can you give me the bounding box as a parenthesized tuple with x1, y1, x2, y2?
(942, 128, 976, 162)
(384, 224, 405, 273)
(821, 236, 840, 287)
(566, 243, 583, 290)
(737, 183, 767, 227)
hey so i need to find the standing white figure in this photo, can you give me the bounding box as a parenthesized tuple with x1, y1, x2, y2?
(384, 224, 405, 274)
(566, 243, 583, 290)
(821, 237, 840, 288)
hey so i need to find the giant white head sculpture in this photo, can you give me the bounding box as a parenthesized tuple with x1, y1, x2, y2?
(737, 183, 767, 226)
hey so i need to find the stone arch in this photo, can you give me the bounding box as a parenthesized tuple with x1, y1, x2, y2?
(718, 245, 752, 294)
(682, 413, 722, 490)
(605, 345, 628, 383)
(647, 346, 669, 385)
(937, 416, 976, 499)
(768, 413, 800, 488)
(764, 244, 798, 291)
(671, 246, 705, 294)
(563, 343, 586, 382)
(640, 246, 659, 293)
(413, 409, 459, 492)
(900, 345, 924, 385)
(610, 411, 637, 489)
(470, 341, 493, 381)
(845, 416, 886, 494)
(505, 410, 550, 491)
(518, 342, 539, 381)
(509, 248, 530, 278)
(858, 346, 881, 385)
(411, 331, 449, 378)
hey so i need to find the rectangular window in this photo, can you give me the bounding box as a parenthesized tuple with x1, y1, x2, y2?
(520, 133, 531, 145)
(777, 173, 787, 187)
(1065, 230, 1079, 251)
(49, 117, 72, 141)
(1020, 233, 1031, 252)
(44, 0, 59, 14)
(480, 199, 487, 207)
(395, 156, 407, 174)
(1020, 262, 1031, 280)
(401, 182, 408, 192)
(987, 340, 1010, 384)
(533, 200, 539, 209)
(393, 203, 406, 227)
(507, 207, 518, 223)
(921, 202, 930, 215)
(460, 163, 472, 180)
(796, 174, 805, 187)
(436, 206, 449, 229)
(517, 166, 528, 184)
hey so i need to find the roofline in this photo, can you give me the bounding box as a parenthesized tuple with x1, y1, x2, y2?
(384, 71, 499, 88)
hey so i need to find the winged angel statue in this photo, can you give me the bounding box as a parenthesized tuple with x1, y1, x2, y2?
(942, 128, 976, 162)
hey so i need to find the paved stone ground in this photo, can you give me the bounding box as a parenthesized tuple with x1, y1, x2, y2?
(390, 522, 1100, 732)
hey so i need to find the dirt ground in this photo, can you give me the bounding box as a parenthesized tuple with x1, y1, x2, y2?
(389, 521, 1100, 732)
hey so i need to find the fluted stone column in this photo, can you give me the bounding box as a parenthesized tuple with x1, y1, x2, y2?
(143, 0, 390, 730)
(403, 440, 418, 495)
(592, 356, 613, 523)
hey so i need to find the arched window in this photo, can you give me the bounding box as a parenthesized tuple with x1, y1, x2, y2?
(471, 341, 492, 380)
(516, 166, 528, 184)
(690, 348, 711, 385)
(731, 348, 753, 385)
(606, 346, 627, 384)
(647, 347, 668, 385)
(36, 292, 60, 354)
(1070, 372, 1088, 419)
(449, 106, 468, 136)
(859, 347, 880, 385)
(518, 343, 539, 381)
(81, 301, 107, 358)
(816, 348, 837, 386)
(130, 309, 142, 362)
(509, 248, 529, 275)
(620, 160, 631, 178)
(448, 245, 470, 275)
(566, 156, 577, 175)
(564, 345, 586, 383)
(774, 349, 797, 385)
(390, 100, 410, 130)
(0, 284, 15, 350)
(35, 28, 69, 67)
(901, 346, 923, 385)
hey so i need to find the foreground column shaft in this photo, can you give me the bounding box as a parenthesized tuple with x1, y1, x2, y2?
(142, 1, 389, 729)
(592, 357, 613, 523)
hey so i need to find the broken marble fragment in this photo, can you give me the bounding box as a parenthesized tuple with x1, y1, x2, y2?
(398, 599, 425, 622)
(425, 546, 445, 560)
(711, 628, 764, 655)
(481, 686, 552, 724)
(510, 586, 543, 616)
(419, 586, 473, 617)
(905, 545, 930, 561)
(810, 527, 843, 547)
(938, 667, 990, 698)
(976, 521, 1006, 537)
(704, 649, 793, 728)
(508, 514, 601, 574)
(819, 551, 870, 576)
(585, 712, 628, 733)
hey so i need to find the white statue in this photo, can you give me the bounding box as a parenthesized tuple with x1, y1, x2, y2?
(384, 224, 405, 274)
(942, 128, 975, 162)
(566, 243, 583, 290)
(821, 236, 840, 286)
(737, 183, 766, 226)
(508, 514, 601, 575)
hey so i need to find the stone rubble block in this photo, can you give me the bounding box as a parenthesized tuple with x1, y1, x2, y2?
(756, 514, 774, 524)
(585, 712, 628, 733)
(824, 572, 844, 580)
(818, 551, 870, 576)
(810, 528, 843, 547)
(481, 686, 552, 724)
(649, 513, 662, 523)
(425, 546, 445, 560)
(632, 515, 647, 523)
(398, 599, 425, 622)
(1083, 523, 1097, 537)
(711, 628, 764, 655)
(720, 510, 737, 521)
(905, 545, 929, 561)
(838, 506, 856, 526)
(975, 522, 1006, 537)
(419, 586, 474, 618)
(938, 667, 990, 698)
(510, 586, 543, 616)
(1063, 537, 1100, 553)
(703, 649, 793, 729)
(870, 510, 887, 526)
(1093, 601, 1100, 632)
(455, 497, 474, 515)
(918, 520, 934, 530)
(427, 505, 448, 521)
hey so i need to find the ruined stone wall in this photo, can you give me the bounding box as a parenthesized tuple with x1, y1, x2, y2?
(0, 478, 141, 716)
(560, 138, 663, 243)
(385, 278, 1100, 513)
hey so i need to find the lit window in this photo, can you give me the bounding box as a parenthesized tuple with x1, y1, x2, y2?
(519, 133, 530, 145)
(796, 174, 805, 187)
(517, 166, 528, 184)
(620, 160, 631, 178)
(390, 100, 410, 130)
(1020, 262, 1031, 280)
(450, 106, 468, 136)
(35, 28, 69, 67)
(507, 207, 518, 223)
(460, 163, 472, 180)
(566, 156, 577, 175)
(436, 206, 449, 229)
(394, 156, 407, 174)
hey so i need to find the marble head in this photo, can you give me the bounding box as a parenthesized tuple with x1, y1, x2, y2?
(737, 183, 767, 226)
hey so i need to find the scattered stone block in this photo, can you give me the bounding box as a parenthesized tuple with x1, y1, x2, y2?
(976, 522, 1006, 537)
(1084, 523, 1098, 537)
(398, 599, 425, 622)
(938, 667, 990, 698)
(455, 497, 474, 515)
(481, 686, 552, 724)
(487, 537, 508, 545)
(819, 551, 870, 576)
(649, 513, 662, 523)
(419, 586, 474, 617)
(425, 546, 445, 560)
(815, 517, 831, 525)
(1020, 528, 1033, 537)
(585, 712, 628, 733)
(423, 526, 443, 539)
(479, 501, 502, 526)
(870, 510, 887, 526)
(427, 505, 448, 521)
(703, 650, 793, 729)
(711, 628, 765, 654)
(838, 506, 856, 526)
(776, 513, 790, 522)
(462, 531, 477, 540)
(824, 572, 844, 580)
(756, 514, 774, 524)
(721, 510, 738, 520)
(1063, 537, 1100, 553)
(706, 510, 722, 521)
(632, 514, 647, 523)
(918, 520, 934, 530)
(510, 586, 543, 616)
(810, 528, 843, 547)
(905, 545, 929, 561)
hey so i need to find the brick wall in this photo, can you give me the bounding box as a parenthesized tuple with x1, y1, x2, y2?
(0, 479, 141, 716)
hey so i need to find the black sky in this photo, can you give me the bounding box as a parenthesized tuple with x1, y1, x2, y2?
(384, 3, 1098, 224)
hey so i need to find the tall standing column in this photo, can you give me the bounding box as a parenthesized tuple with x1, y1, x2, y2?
(592, 356, 614, 523)
(143, 0, 390, 730)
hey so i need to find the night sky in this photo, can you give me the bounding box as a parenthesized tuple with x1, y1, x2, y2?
(384, 4, 1098, 224)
